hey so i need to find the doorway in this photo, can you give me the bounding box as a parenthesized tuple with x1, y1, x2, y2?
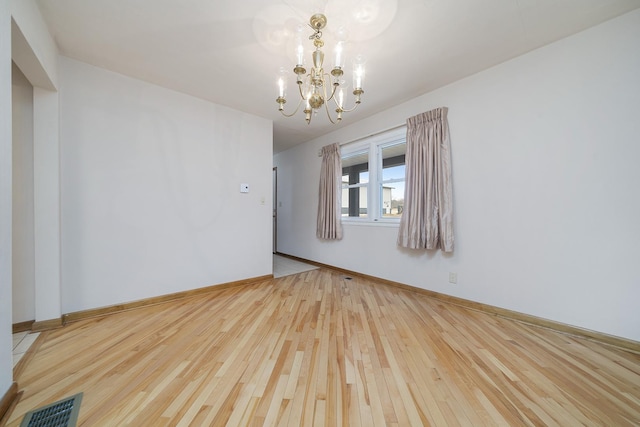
(11, 61, 36, 331)
(272, 167, 277, 254)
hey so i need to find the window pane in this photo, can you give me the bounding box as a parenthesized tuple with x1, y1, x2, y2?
(341, 186, 368, 217)
(342, 155, 368, 185)
(342, 150, 369, 217)
(342, 151, 368, 168)
(381, 143, 406, 169)
(382, 164, 404, 181)
(380, 143, 406, 218)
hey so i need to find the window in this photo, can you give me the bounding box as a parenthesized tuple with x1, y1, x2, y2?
(341, 127, 406, 223)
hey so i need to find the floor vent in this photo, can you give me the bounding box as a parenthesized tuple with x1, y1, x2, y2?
(20, 393, 83, 427)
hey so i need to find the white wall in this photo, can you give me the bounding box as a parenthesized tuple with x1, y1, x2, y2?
(1, 0, 14, 398)
(12, 62, 35, 323)
(274, 10, 640, 342)
(59, 57, 273, 313)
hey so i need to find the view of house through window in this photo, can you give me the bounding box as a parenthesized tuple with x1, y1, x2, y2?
(380, 142, 406, 218)
(341, 127, 406, 222)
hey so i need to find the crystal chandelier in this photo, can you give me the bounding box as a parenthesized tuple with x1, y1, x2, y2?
(276, 13, 365, 124)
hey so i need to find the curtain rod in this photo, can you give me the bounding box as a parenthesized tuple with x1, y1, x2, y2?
(318, 122, 406, 156)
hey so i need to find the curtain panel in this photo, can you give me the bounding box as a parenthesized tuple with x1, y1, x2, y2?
(397, 107, 454, 252)
(316, 143, 343, 240)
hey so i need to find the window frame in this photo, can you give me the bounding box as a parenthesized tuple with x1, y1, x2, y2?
(341, 126, 406, 225)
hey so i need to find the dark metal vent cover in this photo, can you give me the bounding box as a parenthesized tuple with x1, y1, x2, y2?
(20, 393, 83, 427)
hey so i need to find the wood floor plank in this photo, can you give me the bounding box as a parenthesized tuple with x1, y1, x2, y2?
(7, 268, 640, 426)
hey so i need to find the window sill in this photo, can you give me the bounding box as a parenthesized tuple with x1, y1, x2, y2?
(341, 219, 400, 228)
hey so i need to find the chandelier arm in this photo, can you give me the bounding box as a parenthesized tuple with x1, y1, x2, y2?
(342, 91, 361, 113)
(298, 71, 315, 100)
(339, 99, 362, 113)
(279, 98, 305, 118)
(323, 86, 338, 124)
(297, 80, 307, 100)
(324, 104, 338, 124)
(324, 73, 339, 103)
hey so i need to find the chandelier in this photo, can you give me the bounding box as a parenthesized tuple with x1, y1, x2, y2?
(276, 13, 365, 124)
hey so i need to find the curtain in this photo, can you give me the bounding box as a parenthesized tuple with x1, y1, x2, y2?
(397, 107, 454, 252)
(316, 143, 343, 240)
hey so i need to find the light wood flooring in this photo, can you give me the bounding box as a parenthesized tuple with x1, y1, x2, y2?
(6, 268, 640, 426)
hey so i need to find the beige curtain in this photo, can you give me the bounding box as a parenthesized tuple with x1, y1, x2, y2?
(397, 107, 454, 252)
(317, 143, 343, 240)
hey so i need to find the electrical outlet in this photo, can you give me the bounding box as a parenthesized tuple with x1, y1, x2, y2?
(449, 272, 457, 284)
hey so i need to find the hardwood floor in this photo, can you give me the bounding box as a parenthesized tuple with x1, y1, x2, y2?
(6, 268, 640, 426)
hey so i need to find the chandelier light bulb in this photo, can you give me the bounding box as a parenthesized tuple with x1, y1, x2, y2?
(293, 25, 306, 66)
(337, 88, 345, 109)
(354, 67, 364, 90)
(296, 44, 304, 66)
(352, 55, 366, 90)
(278, 77, 285, 98)
(333, 42, 344, 69)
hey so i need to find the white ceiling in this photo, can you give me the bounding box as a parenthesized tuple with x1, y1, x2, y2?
(35, 0, 640, 153)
